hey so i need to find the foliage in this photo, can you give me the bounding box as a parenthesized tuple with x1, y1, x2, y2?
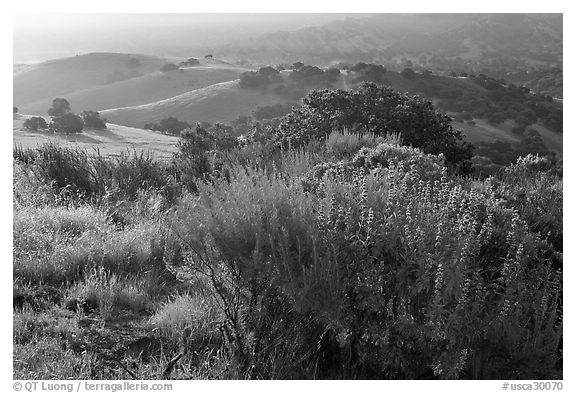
(239, 64, 341, 99)
(144, 117, 191, 135)
(166, 147, 562, 379)
(239, 70, 273, 90)
(81, 111, 107, 130)
(66, 267, 151, 319)
(273, 82, 473, 168)
(253, 103, 297, 121)
(179, 58, 200, 67)
(148, 293, 220, 341)
(23, 116, 48, 131)
(49, 113, 84, 134)
(13, 144, 173, 203)
(350, 62, 387, 84)
(324, 130, 393, 160)
(494, 155, 563, 255)
(47, 98, 71, 117)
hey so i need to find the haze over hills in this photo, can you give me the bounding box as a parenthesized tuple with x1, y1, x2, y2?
(13, 14, 562, 164)
(217, 14, 562, 66)
(214, 14, 563, 96)
(16, 59, 250, 115)
(13, 14, 363, 64)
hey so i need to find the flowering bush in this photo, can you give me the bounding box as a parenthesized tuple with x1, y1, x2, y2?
(168, 148, 562, 379)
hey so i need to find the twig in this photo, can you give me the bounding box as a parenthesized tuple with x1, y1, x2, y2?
(163, 352, 184, 379)
(115, 358, 138, 380)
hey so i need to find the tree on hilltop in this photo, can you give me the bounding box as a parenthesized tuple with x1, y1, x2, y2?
(49, 113, 84, 134)
(81, 111, 107, 130)
(48, 98, 71, 117)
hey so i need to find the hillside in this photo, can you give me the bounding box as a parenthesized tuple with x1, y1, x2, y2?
(101, 80, 291, 127)
(16, 64, 250, 116)
(13, 114, 179, 158)
(13, 53, 175, 108)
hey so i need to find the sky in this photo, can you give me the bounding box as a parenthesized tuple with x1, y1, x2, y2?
(13, 14, 365, 63)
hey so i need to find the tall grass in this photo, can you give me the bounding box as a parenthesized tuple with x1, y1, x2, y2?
(14, 144, 174, 204)
(325, 129, 401, 159)
(66, 267, 152, 319)
(13, 205, 171, 285)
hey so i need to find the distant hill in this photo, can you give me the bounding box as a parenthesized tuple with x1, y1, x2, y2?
(13, 114, 179, 158)
(219, 14, 562, 65)
(101, 80, 291, 127)
(13, 53, 174, 108)
(16, 64, 250, 116)
(216, 14, 562, 96)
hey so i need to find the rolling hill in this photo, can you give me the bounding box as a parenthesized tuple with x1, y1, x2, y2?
(16, 64, 250, 116)
(101, 80, 291, 127)
(14, 53, 253, 116)
(13, 52, 562, 163)
(13, 53, 173, 108)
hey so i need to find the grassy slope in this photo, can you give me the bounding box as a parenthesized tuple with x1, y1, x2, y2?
(14, 53, 172, 108)
(18, 65, 251, 116)
(101, 80, 290, 127)
(13, 115, 179, 158)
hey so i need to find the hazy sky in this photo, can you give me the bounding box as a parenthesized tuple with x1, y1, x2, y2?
(13, 14, 365, 63)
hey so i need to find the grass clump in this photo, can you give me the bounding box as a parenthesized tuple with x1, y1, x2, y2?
(149, 293, 221, 342)
(66, 267, 151, 319)
(325, 129, 399, 159)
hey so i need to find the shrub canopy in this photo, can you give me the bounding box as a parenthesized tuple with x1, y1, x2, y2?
(273, 83, 473, 167)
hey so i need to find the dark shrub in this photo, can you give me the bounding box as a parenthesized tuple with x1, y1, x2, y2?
(239, 71, 270, 89)
(179, 58, 200, 67)
(273, 83, 473, 167)
(49, 113, 84, 134)
(81, 111, 107, 130)
(47, 98, 71, 117)
(23, 117, 48, 131)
